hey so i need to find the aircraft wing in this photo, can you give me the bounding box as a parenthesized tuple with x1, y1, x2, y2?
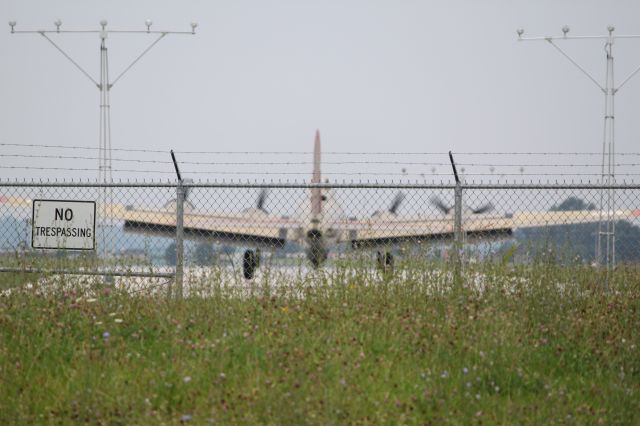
(463, 209, 640, 232)
(0, 195, 31, 209)
(0, 196, 302, 250)
(117, 208, 302, 250)
(343, 209, 640, 249)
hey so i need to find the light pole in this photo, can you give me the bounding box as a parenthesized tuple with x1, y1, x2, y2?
(517, 26, 640, 272)
(9, 19, 197, 184)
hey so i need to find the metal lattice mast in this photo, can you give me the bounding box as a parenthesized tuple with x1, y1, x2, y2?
(99, 29, 112, 185)
(8, 19, 198, 184)
(517, 25, 640, 271)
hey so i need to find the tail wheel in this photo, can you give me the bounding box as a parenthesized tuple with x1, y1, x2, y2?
(243, 249, 258, 280)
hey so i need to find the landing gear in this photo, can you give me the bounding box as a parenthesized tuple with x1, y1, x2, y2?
(376, 251, 394, 273)
(305, 229, 327, 269)
(243, 249, 258, 280)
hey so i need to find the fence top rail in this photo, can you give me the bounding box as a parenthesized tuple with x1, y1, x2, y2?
(1, 180, 640, 190)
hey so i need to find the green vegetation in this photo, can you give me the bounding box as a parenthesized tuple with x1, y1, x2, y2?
(513, 196, 640, 263)
(1, 262, 639, 424)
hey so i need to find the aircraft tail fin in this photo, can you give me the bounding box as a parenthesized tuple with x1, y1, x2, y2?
(311, 130, 322, 218)
(312, 129, 321, 184)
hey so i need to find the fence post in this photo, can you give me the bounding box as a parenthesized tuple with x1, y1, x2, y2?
(453, 182, 464, 284)
(449, 151, 464, 286)
(454, 183, 463, 247)
(170, 149, 185, 299)
(175, 180, 185, 299)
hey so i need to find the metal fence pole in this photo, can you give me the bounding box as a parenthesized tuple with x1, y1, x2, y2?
(448, 151, 464, 285)
(175, 180, 185, 299)
(453, 183, 464, 284)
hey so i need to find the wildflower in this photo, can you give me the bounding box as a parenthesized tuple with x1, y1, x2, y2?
(475, 393, 481, 400)
(440, 371, 449, 379)
(181, 414, 192, 422)
(86, 298, 97, 303)
(114, 318, 123, 324)
(463, 367, 469, 375)
(102, 331, 110, 340)
(183, 376, 192, 384)
(339, 378, 347, 387)
(219, 373, 226, 380)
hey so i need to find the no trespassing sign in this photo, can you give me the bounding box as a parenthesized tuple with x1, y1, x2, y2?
(32, 200, 96, 250)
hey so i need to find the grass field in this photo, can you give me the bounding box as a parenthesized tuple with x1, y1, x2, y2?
(0, 262, 639, 424)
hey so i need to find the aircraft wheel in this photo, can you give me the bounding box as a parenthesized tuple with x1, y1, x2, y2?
(243, 249, 258, 280)
(376, 251, 394, 272)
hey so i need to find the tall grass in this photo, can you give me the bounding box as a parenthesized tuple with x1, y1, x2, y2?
(0, 260, 638, 424)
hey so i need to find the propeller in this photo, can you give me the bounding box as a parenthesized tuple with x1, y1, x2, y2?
(183, 178, 193, 202)
(372, 192, 405, 217)
(471, 203, 493, 214)
(431, 196, 452, 215)
(389, 192, 405, 214)
(430, 196, 493, 215)
(256, 188, 268, 212)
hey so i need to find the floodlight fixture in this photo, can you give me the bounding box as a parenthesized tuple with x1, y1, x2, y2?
(100, 19, 108, 29)
(54, 19, 62, 32)
(562, 25, 570, 37)
(145, 19, 152, 32)
(516, 28, 524, 39)
(8, 21, 16, 33)
(190, 21, 198, 34)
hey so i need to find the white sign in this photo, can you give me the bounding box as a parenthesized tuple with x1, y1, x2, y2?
(32, 200, 96, 250)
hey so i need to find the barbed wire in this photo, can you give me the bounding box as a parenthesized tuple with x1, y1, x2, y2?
(4, 153, 640, 168)
(2, 165, 640, 177)
(3, 142, 640, 156)
(0, 142, 168, 154)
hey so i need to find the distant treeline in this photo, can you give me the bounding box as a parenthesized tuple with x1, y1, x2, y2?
(512, 197, 640, 263)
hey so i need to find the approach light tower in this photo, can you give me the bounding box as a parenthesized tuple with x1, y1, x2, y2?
(8, 19, 197, 184)
(517, 26, 640, 271)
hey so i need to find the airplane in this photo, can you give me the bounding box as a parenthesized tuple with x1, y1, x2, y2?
(114, 130, 640, 279)
(2, 131, 638, 279)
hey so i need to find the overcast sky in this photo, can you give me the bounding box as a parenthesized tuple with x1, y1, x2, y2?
(2, 0, 640, 182)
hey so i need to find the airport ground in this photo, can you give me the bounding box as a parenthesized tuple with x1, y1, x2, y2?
(0, 261, 639, 424)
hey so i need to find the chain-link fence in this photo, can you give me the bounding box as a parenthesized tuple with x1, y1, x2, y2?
(1, 181, 639, 296)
